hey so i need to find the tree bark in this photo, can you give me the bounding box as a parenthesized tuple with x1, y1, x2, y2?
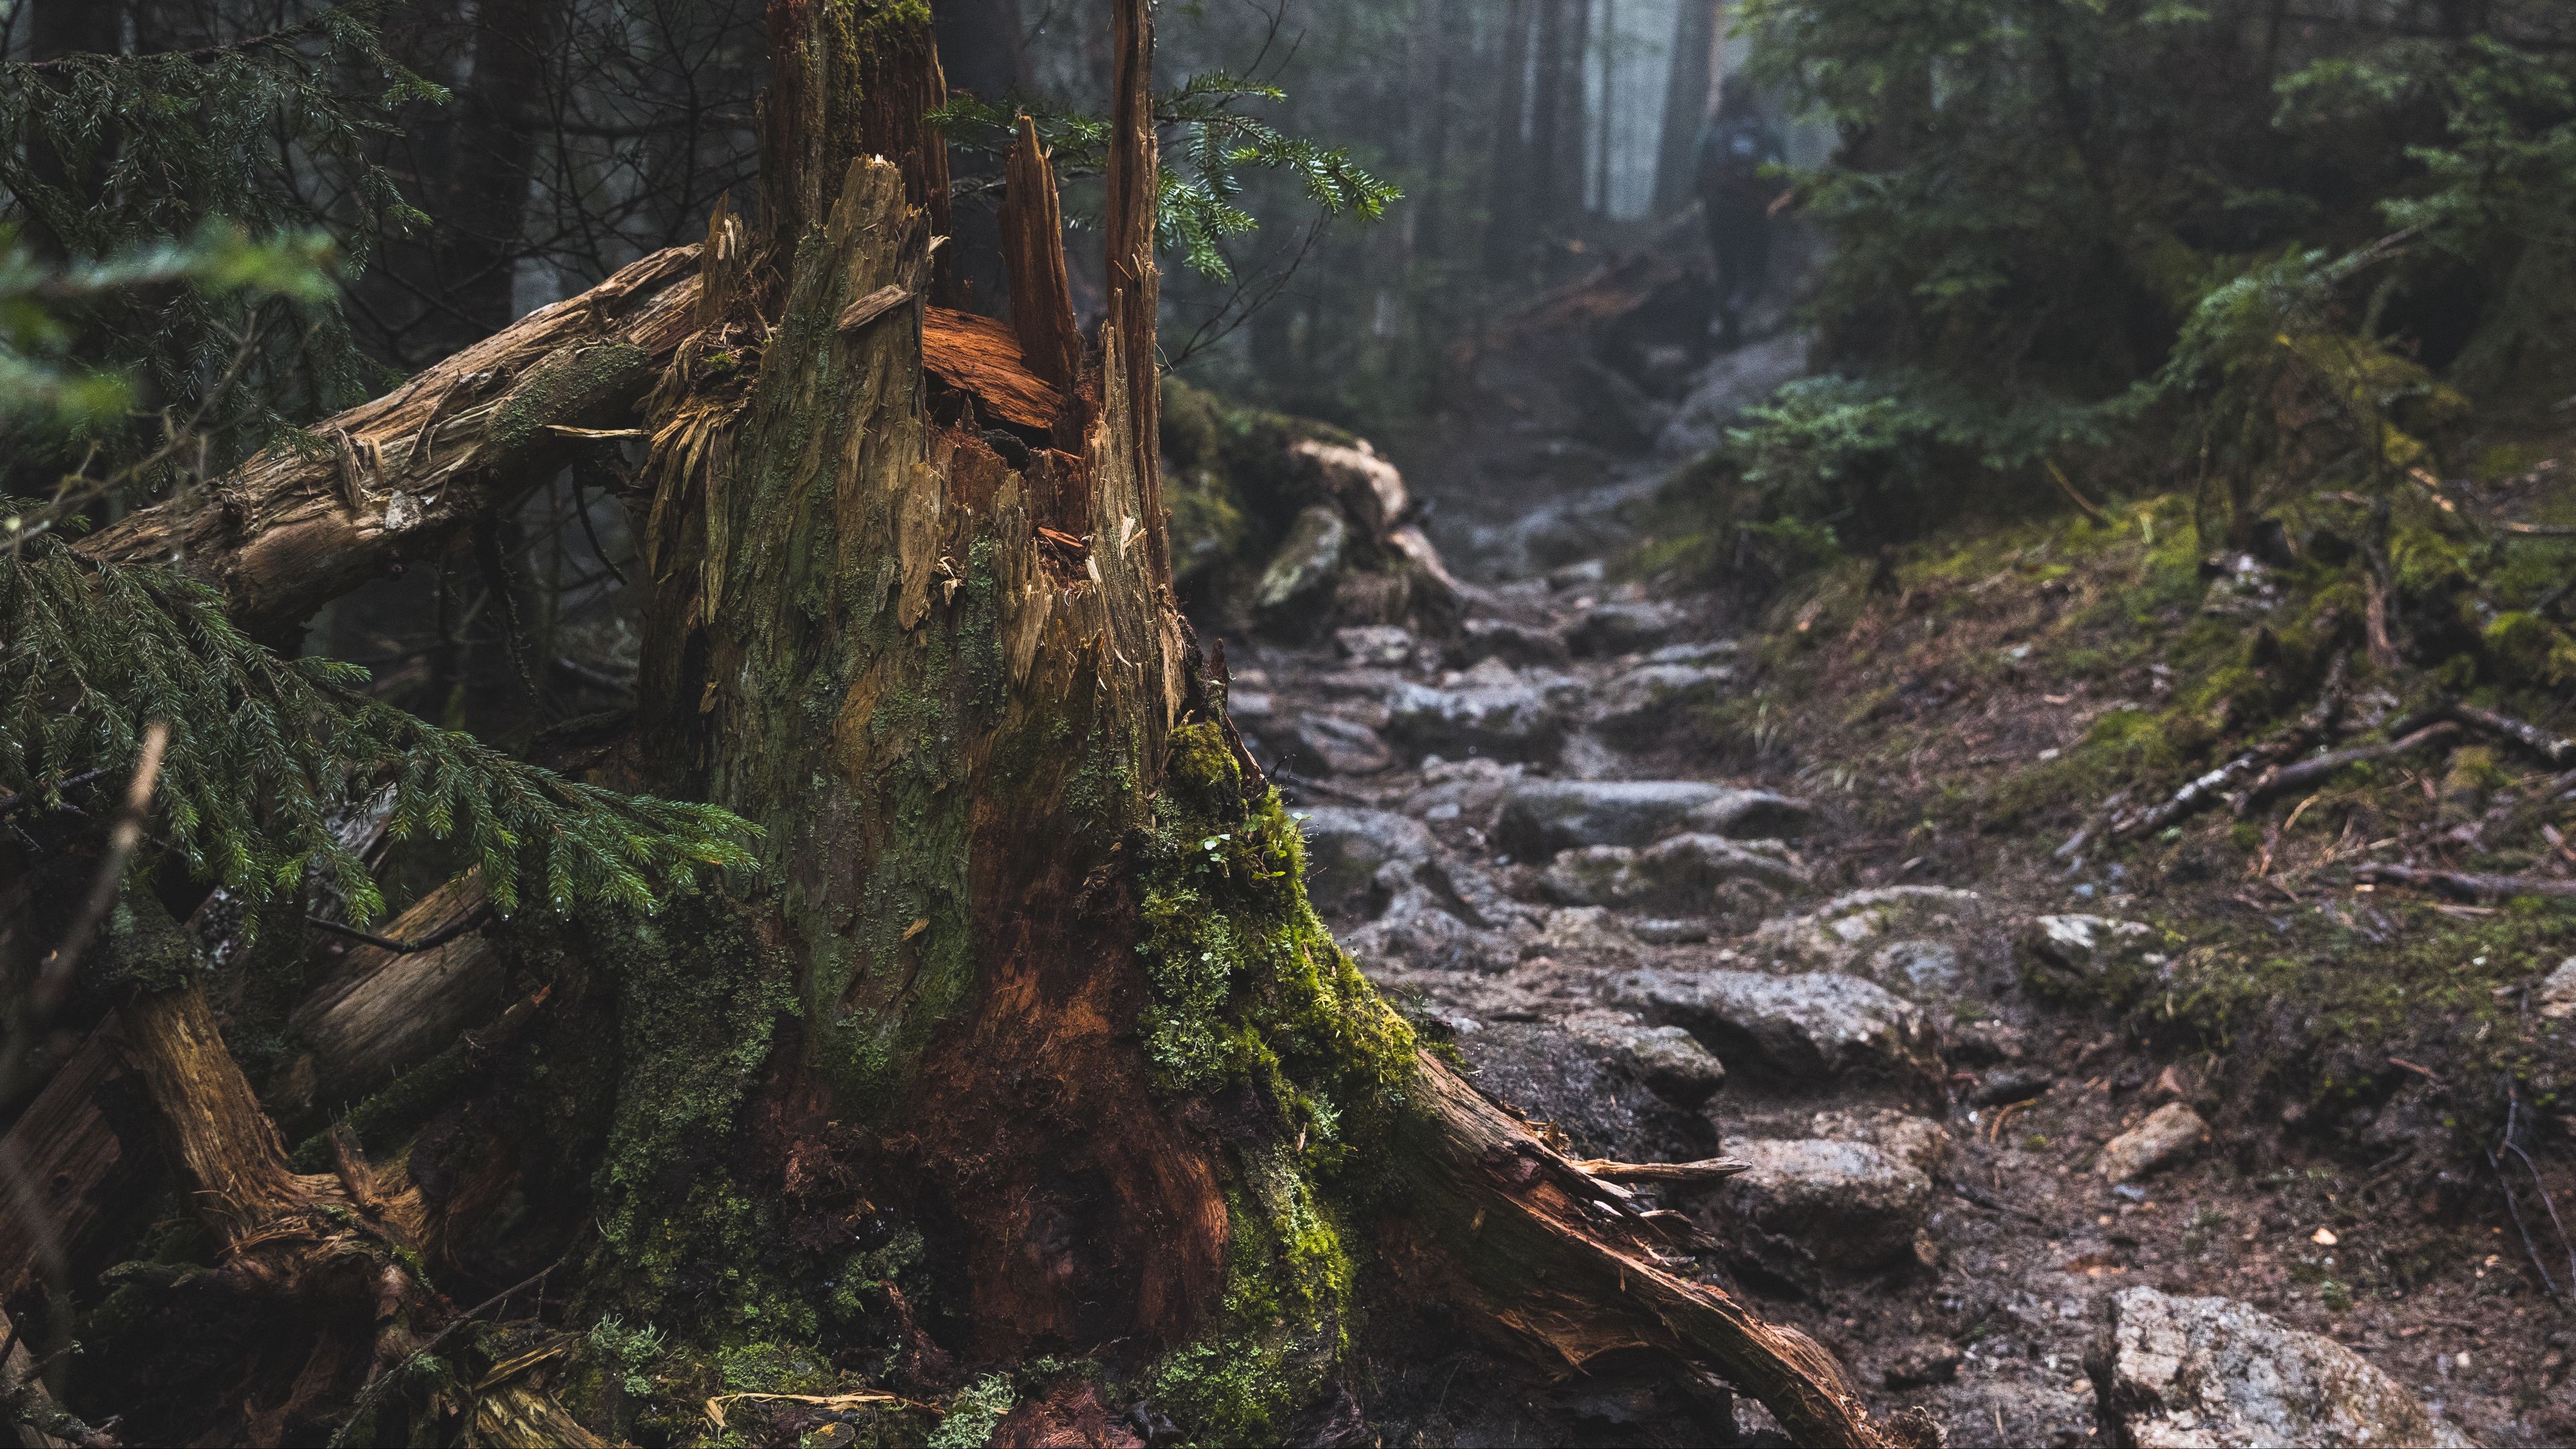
(70, 246, 702, 643)
(607, 4, 1899, 1442)
(1484, 0, 1534, 278)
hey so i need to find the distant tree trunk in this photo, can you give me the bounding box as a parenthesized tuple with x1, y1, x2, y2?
(1529, 0, 1571, 229)
(19, 0, 125, 263)
(1483, 0, 1533, 277)
(935, 0, 1025, 316)
(1594, 0, 1616, 216)
(1652, 0, 1720, 213)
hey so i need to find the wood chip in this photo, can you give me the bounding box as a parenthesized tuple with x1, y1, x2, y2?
(836, 282, 914, 333)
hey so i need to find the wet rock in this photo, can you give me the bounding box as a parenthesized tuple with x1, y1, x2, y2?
(1260, 714, 1395, 777)
(1456, 617, 1571, 669)
(1452, 1020, 1716, 1163)
(1400, 756, 1526, 825)
(1540, 835, 1806, 912)
(1564, 599, 1683, 658)
(1611, 969, 1936, 1084)
(1295, 806, 1433, 917)
(1493, 780, 1809, 857)
(1340, 881, 1504, 973)
(1562, 1014, 1728, 1108)
(1385, 660, 1576, 763)
(1748, 886, 1986, 974)
(1883, 1341, 1963, 1389)
(1333, 624, 1418, 667)
(1591, 661, 1733, 747)
(1870, 938, 1966, 996)
(2021, 914, 2164, 996)
(2090, 1286, 2473, 1449)
(1803, 1107, 1953, 1178)
(1252, 504, 1349, 611)
(2097, 1102, 2209, 1183)
(1413, 855, 1533, 930)
(1971, 1066, 2055, 1107)
(1630, 917, 1713, 945)
(1719, 1137, 1935, 1270)
(1536, 906, 1638, 961)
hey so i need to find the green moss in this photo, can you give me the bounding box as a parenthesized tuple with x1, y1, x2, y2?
(490, 341, 651, 449)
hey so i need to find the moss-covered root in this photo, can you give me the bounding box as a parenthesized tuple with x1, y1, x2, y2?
(1389, 1062, 1915, 1449)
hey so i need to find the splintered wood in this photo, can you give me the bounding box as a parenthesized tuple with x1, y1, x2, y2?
(923, 307, 1067, 431)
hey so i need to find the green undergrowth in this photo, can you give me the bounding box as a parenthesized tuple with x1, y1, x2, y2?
(1132, 719, 1421, 1443)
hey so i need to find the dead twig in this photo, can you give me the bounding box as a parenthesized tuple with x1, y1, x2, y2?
(1573, 1157, 1750, 1185)
(2436, 700, 2576, 769)
(2238, 722, 2459, 814)
(304, 906, 494, 956)
(36, 724, 169, 1014)
(2354, 863, 2576, 900)
(1951, 1180, 2046, 1226)
(2487, 1092, 2575, 1306)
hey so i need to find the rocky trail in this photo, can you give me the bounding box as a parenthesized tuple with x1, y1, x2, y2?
(1205, 322, 2563, 1446)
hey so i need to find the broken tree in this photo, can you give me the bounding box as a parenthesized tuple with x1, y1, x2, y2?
(5, 3, 1912, 1445)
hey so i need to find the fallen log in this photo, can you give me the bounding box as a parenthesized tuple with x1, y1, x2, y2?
(2355, 863, 2576, 901)
(72, 246, 703, 641)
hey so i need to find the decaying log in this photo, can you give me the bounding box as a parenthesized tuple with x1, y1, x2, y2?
(72, 246, 704, 640)
(0, 1030, 149, 1306)
(285, 875, 502, 1109)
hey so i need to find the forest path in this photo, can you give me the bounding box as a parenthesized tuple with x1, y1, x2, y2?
(1220, 329, 2512, 1446)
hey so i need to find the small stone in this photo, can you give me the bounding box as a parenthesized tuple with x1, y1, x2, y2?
(1563, 1016, 1729, 1108)
(1882, 1340, 1962, 1389)
(1259, 714, 1394, 777)
(1295, 806, 1433, 917)
(1456, 617, 1571, 669)
(1870, 938, 1966, 996)
(1720, 1137, 1935, 1269)
(2098, 1101, 2210, 1182)
(1564, 600, 1683, 657)
(1971, 1067, 2053, 1106)
(1537, 906, 1636, 960)
(1385, 672, 1576, 763)
(1493, 780, 1810, 856)
(1630, 917, 1713, 945)
(1333, 625, 1417, 667)
(2019, 914, 2160, 996)
(2091, 1287, 2474, 1449)
(1590, 662, 1732, 746)
(1611, 969, 1937, 1085)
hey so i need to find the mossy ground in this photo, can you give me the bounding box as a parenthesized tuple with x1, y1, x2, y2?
(1642, 470, 2575, 1144)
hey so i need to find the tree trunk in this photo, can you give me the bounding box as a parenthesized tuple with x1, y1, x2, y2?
(1483, 0, 1534, 278)
(609, 2, 1898, 1443)
(20, 7, 1908, 1446)
(1652, 1, 1721, 214)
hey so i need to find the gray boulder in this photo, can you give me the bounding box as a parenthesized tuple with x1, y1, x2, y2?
(2090, 1287, 2474, 1449)
(1296, 806, 1433, 916)
(1746, 886, 1986, 974)
(1385, 660, 1576, 763)
(1719, 1137, 1935, 1270)
(1540, 835, 1806, 912)
(1452, 1021, 1717, 1163)
(1591, 662, 1733, 747)
(1332, 625, 1418, 667)
(1564, 600, 1683, 658)
(1562, 1016, 1728, 1108)
(1611, 969, 1936, 1084)
(1493, 779, 1811, 857)
(1338, 881, 1506, 973)
(1260, 714, 1395, 777)
(1457, 617, 1571, 669)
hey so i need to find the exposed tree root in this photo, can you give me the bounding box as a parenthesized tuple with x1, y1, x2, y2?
(1391, 1061, 1917, 1449)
